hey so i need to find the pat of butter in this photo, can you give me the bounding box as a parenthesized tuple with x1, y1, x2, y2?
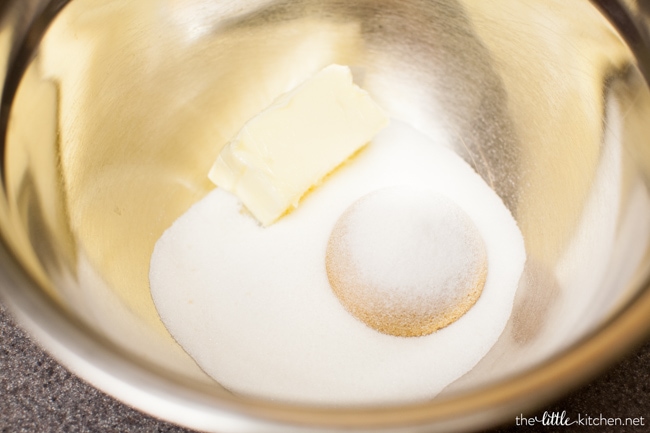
(208, 64, 389, 226)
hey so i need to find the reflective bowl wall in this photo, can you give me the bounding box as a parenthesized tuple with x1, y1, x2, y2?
(2, 0, 650, 432)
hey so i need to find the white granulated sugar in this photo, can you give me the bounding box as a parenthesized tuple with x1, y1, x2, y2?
(149, 120, 526, 405)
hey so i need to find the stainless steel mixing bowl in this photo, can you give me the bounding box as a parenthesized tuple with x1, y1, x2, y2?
(1, 0, 650, 431)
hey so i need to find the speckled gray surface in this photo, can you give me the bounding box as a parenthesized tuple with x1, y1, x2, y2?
(1, 300, 649, 433)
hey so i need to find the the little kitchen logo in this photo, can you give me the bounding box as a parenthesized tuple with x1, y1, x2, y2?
(516, 411, 645, 427)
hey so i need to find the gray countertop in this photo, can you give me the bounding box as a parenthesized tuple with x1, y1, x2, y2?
(1, 301, 649, 433)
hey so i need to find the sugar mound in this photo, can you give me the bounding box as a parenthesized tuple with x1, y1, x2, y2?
(149, 120, 526, 405)
(327, 187, 487, 337)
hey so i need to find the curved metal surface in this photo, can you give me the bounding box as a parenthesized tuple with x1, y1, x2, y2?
(1, 0, 650, 432)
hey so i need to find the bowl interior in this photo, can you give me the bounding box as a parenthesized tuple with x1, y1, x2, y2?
(3, 0, 650, 428)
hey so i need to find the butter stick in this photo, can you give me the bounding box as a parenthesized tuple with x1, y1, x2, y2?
(208, 64, 389, 226)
